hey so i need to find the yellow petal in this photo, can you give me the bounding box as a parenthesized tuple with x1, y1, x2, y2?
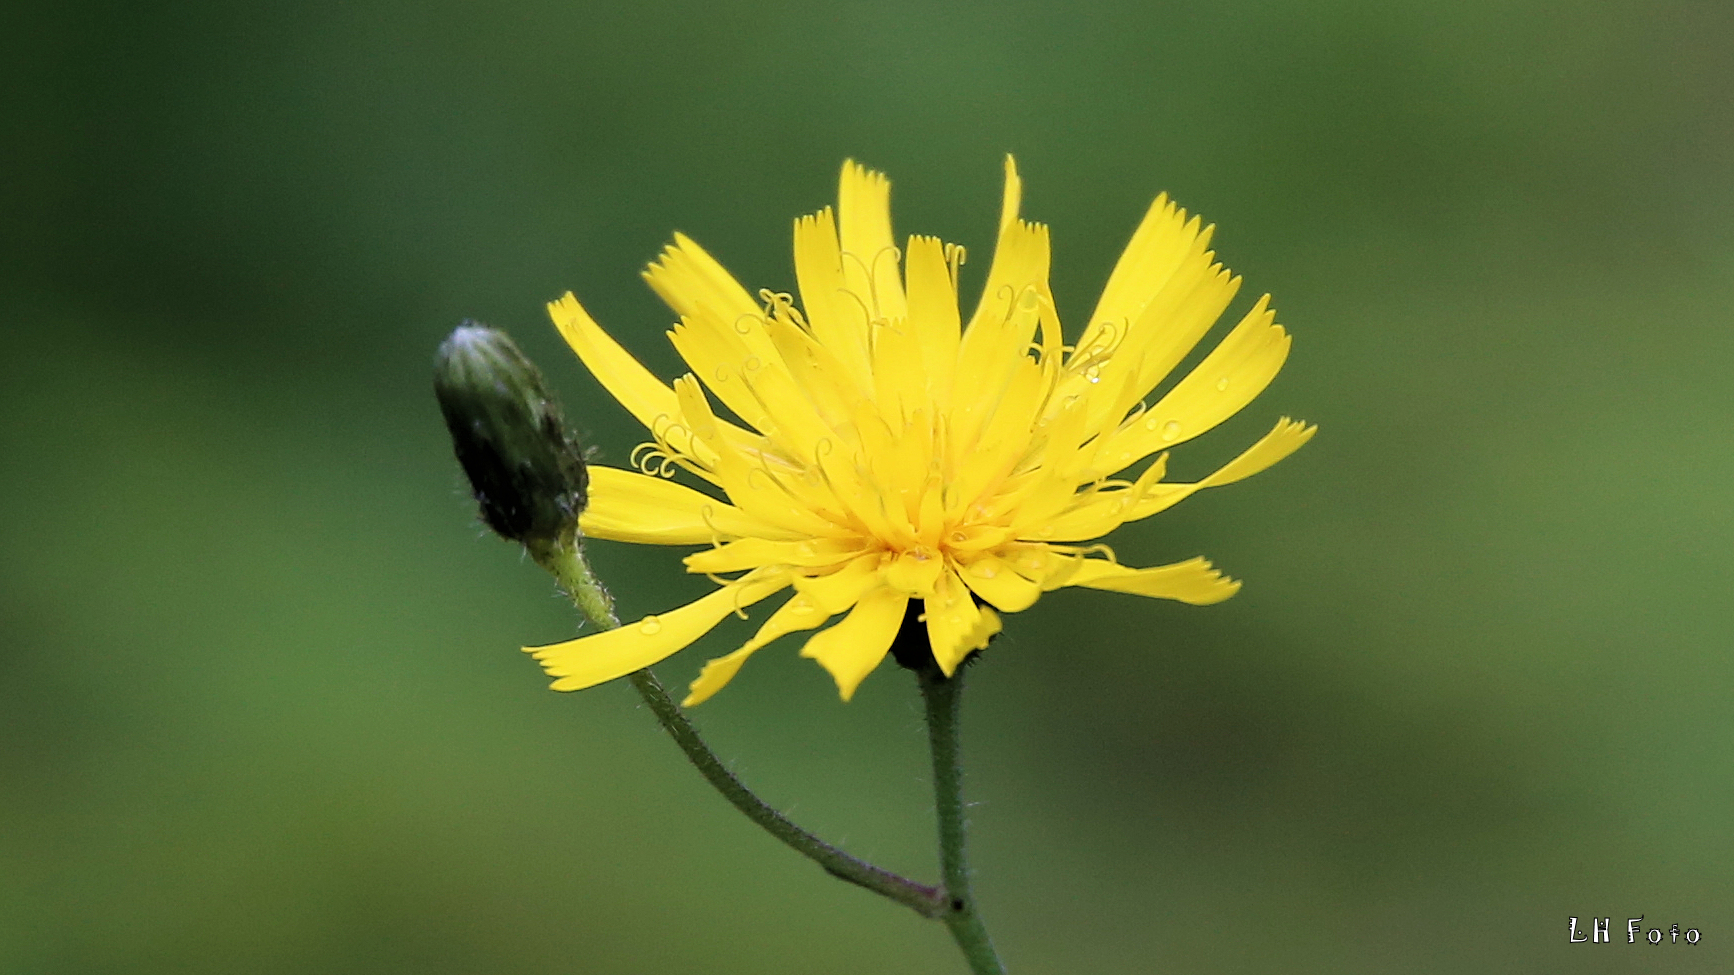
(792, 207, 874, 392)
(673, 375, 840, 538)
(902, 235, 961, 407)
(957, 554, 1043, 612)
(1198, 415, 1316, 488)
(581, 466, 798, 544)
(923, 568, 995, 676)
(884, 548, 945, 597)
(667, 318, 778, 436)
(527, 572, 791, 691)
(999, 543, 1085, 591)
(959, 220, 1050, 367)
(1125, 262, 1242, 400)
(548, 293, 755, 464)
(1124, 417, 1316, 522)
(1094, 296, 1290, 474)
(683, 536, 867, 574)
(1033, 454, 1169, 543)
(793, 553, 884, 615)
(997, 155, 1023, 235)
(870, 313, 927, 427)
(645, 237, 797, 425)
(643, 232, 763, 326)
(800, 587, 908, 701)
(1076, 196, 1207, 356)
(681, 647, 755, 709)
(682, 591, 831, 706)
(1064, 557, 1240, 605)
(549, 293, 681, 437)
(838, 161, 906, 322)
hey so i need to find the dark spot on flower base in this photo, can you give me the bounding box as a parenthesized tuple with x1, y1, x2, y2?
(888, 594, 996, 677)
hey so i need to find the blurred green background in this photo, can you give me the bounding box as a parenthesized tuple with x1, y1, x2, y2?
(4, 0, 1732, 972)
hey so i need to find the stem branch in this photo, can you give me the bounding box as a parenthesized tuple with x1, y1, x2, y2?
(531, 540, 946, 919)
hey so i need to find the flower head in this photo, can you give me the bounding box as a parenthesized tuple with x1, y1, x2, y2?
(528, 159, 1313, 704)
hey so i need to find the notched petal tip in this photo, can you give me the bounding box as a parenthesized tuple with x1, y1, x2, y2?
(800, 588, 906, 701)
(682, 648, 753, 707)
(1064, 556, 1244, 605)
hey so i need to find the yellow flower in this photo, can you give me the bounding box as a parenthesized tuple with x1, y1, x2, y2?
(528, 159, 1314, 705)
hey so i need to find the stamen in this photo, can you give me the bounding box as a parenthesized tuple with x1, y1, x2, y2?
(759, 289, 814, 332)
(1084, 542, 1117, 563)
(943, 243, 967, 292)
(630, 442, 678, 478)
(834, 284, 874, 328)
(698, 505, 726, 548)
(1051, 542, 1118, 563)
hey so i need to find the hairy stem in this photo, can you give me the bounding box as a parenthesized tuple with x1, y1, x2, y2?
(919, 665, 1006, 974)
(530, 539, 947, 919)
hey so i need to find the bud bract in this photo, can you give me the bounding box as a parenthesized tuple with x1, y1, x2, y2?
(434, 322, 588, 547)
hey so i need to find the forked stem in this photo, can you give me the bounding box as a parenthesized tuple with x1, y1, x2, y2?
(530, 539, 947, 919)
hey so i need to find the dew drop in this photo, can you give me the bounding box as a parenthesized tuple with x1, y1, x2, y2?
(1021, 557, 1043, 571)
(1215, 377, 1230, 392)
(1161, 420, 1181, 442)
(949, 531, 969, 544)
(790, 600, 816, 615)
(797, 541, 818, 557)
(1036, 526, 1055, 539)
(1144, 415, 1161, 431)
(910, 547, 932, 562)
(977, 564, 998, 579)
(638, 616, 663, 635)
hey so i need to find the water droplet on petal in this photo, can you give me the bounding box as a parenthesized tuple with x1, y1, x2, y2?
(1144, 415, 1161, 431)
(1036, 526, 1055, 539)
(638, 616, 663, 635)
(1021, 557, 1043, 571)
(977, 564, 998, 579)
(949, 531, 968, 544)
(790, 600, 815, 615)
(1215, 377, 1230, 392)
(1161, 420, 1181, 442)
(947, 614, 964, 626)
(797, 541, 817, 557)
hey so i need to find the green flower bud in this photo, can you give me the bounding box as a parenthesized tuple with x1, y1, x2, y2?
(434, 322, 588, 548)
